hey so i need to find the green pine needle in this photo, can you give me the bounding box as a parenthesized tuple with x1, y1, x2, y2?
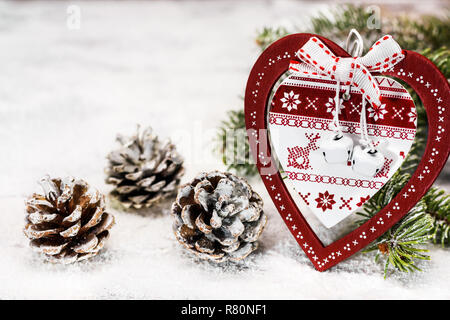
(255, 26, 289, 51)
(357, 173, 434, 277)
(215, 109, 258, 177)
(423, 187, 450, 246)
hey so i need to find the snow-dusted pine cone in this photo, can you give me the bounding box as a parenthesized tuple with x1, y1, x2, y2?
(105, 125, 184, 210)
(24, 176, 115, 264)
(172, 171, 267, 262)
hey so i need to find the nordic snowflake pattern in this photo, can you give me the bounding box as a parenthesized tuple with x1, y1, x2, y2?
(315, 191, 336, 212)
(407, 107, 417, 123)
(368, 103, 388, 121)
(325, 97, 344, 116)
(280, 90, 301, 111)
(269, 74, 416, 229)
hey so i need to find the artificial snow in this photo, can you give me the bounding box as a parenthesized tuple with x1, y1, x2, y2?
(0, 0, 449, 299)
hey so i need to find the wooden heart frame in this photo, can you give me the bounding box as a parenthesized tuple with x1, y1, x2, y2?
(244, 33, 450, 271)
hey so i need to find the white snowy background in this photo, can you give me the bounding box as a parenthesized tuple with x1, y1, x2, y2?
(0, 0, 449, 299)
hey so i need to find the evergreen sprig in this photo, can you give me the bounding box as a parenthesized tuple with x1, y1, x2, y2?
(423, 47, 450, 78)
(215, 4, 450, 276)
(423, 187, 450, 246)
(363, 201, 433, 277)
(216, 109, 258, 177)
(255, 26, 288, 51)
(356, 172, 434, 276)
(255, 5, 450, 54)
(309, 5, 382, 51)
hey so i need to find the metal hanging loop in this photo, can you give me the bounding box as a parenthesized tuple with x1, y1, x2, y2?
(345, 28, 364, 57)
(343, 29, 364, 101)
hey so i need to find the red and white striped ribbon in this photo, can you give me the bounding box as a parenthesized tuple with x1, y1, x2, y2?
(289, 35, 405, 108)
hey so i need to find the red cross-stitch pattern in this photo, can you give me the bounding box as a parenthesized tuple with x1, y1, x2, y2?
(339, 197, 353, 210)
(299, 192, 311, 205)
(356, 195, 370, 207)
(287, 133, 320, 170)
(315, 191, 336, 212)
(285, 171, 385, 189)
(374, 158, 393, 178)
(270, 70, 417, 130)
(269, 113, 416, 141)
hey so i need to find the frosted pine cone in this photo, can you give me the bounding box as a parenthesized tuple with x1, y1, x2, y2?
(105, 126, 184, 210)
(24, 176, 115, 264)
(172, 171, 267, 262)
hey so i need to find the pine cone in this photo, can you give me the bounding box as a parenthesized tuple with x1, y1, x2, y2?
(24, 176, 115, 264)
(105, 126, 184, 210)
(172, 171, 267, 262)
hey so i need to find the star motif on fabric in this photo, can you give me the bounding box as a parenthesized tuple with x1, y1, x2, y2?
(280, 90, 301, 112)
(325, 97, 344, 116)
(315, 191, 336, 212)
(407, 107, 417, 123)
(368, 103, 388, 121)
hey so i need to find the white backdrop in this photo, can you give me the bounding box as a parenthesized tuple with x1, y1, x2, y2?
(0, 0, 449, 299)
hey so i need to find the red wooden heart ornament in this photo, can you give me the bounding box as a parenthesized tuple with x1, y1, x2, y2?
(244, 33, 450, 271)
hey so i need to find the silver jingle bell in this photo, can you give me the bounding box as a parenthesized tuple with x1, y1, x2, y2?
(320, 133, 354, 164)
(351, 145, 385, 177)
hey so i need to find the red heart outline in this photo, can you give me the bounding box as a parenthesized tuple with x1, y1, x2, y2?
(244, 33, 450, 271)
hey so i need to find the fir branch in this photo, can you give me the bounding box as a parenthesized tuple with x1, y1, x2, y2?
(390, 15, 450, 52)
(422, 47, 450, 80)
(216, 109, 258, 177)
(357, 173, 433, 276)
(371, 203, 432, 277)
(422, 187, 450, 246)
(255, 26, 289, 51)
(308, 5, 382, 52)
(255, 5, 450, 54)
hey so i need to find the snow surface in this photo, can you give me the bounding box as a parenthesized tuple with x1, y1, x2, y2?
(0, 0, 449, 299)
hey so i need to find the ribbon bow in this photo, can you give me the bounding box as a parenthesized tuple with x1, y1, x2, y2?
(292, 35, 405, 108)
